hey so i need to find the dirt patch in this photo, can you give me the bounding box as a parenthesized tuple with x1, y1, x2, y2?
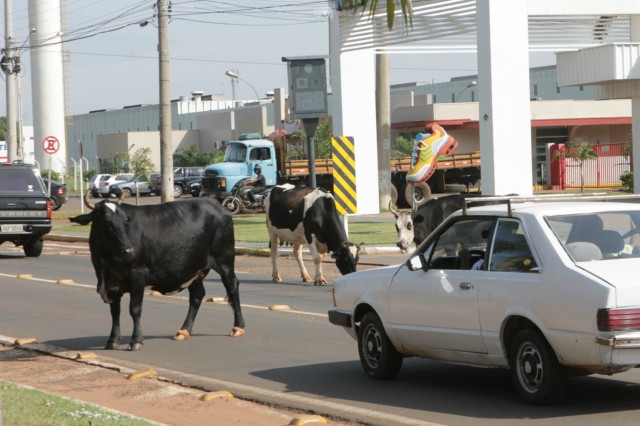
(0, 346, 357, 426)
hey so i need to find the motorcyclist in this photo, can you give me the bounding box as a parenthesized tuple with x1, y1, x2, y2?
(241, 165, 266, 203)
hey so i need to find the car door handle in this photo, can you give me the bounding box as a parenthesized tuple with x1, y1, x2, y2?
(459, 282, 473, 290)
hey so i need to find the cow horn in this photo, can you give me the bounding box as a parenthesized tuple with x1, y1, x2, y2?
(389, 201, 400, 217)
(83, 191, 95, 211)
(116, 191, 126, 205)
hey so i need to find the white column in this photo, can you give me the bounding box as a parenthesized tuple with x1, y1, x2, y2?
(28, 0, 66, 175)
(631, 15, 640, 194)
(477, 0, 532, 196)
(329, 13, 379, 214)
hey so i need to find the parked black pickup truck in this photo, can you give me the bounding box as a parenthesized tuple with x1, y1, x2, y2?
(0, 162, 52, 257)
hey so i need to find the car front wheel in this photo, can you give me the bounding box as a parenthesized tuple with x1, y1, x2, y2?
(173, 185, 183, 198)
(509, 329, 566, 405)
(358, 312, 403, 379)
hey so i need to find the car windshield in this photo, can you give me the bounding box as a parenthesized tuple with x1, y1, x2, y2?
(224, 143, 247, 163)
(547, 211, 640, 261)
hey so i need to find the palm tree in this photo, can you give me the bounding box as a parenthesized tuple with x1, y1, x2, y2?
(553, 141, 598, 193)
(341, 0, 413, 30)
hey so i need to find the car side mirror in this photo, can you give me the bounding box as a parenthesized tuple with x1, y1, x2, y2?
(407, 253, 427, 271)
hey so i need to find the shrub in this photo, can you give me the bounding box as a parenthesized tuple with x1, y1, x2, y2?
(621, 171, 634, 192)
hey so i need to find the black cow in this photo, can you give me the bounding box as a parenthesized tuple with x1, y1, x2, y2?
(265, 184, 361, 286)
(70, 193, 245, 351)
(395, 194, 511, 248)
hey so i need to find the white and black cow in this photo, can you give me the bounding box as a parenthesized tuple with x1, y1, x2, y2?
(394, 194, 511, 249)
(70, 193, 245, 351)
(265, 184, 361, 286)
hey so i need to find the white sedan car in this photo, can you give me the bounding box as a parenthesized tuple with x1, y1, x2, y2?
(329, 196, 640, 405)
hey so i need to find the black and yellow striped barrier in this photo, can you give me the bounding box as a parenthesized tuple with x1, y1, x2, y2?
(331, 136, 357, 215)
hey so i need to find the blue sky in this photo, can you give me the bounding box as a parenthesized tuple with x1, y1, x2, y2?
(2, 1, 553, 125)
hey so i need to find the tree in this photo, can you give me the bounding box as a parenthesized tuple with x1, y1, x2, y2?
(129, 147, 154, 180)
(313, 119, 333, 159)
(0, 117, 6, 141)
(341, 0, 413, 30)
(392, 135, 414, 157)
(552, 141, 598, 193)
(173, 143, 222, 166)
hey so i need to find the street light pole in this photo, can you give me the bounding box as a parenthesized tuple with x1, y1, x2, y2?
(455, 80, 477, 102)
(4, 0, 17, 162)
(225, 69, 260, 101)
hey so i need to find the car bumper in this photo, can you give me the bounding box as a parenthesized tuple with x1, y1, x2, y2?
(328, 309, 352, 328)
(596, 331, 640, 348)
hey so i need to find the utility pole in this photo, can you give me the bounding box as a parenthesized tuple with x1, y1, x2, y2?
(158, 0, 173, 202)
(376, 53, 392, 210)
(3, 0, 17, 162)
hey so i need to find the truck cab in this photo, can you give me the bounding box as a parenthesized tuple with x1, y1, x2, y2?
(201, 137, 277, 200)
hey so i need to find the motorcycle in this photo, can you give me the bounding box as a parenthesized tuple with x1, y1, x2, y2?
(221, 178, 272, 215)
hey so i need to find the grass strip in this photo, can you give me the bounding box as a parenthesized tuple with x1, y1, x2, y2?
(0, 381, 154, 426)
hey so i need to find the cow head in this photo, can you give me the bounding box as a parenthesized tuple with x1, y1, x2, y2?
(390, 202, 416, 253)
(69, 192, 135, 259)
(331, 242, 363, 275)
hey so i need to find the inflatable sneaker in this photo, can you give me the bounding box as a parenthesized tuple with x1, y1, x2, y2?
(406, 123, 458, 183)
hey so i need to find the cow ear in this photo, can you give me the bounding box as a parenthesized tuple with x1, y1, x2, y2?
(413, 214, 425, 224)
(69, 213, 93, 226)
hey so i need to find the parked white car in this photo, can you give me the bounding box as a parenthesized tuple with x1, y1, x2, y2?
(96, 173, 134, 198)
(329, 195, 640, 405)
(88, 174, 111, 198)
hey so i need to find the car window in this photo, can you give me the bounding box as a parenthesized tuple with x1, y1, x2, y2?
(423, 218, 494, 270)
(488, 219, 538, 272)
(0, 168, 46, 194)
(249, 147, 271, 161)
(547, 211, 640, 261)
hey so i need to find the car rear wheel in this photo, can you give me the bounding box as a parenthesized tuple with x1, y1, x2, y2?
(122, 187, 132, 197)
(358, 312, 403, 379)
(24, 237, 44, 257)
(49, 196, 61, 211)
(509, 329, 566, 405)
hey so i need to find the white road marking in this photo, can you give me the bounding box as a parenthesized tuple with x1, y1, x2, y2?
(0, 273, 329, 318)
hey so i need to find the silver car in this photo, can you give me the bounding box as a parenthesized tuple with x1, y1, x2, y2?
(108, 175, 151, 197)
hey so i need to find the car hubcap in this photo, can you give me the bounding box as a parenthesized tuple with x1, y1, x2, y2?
(362, 325, 382, 368)
(518, 342, 543, 393)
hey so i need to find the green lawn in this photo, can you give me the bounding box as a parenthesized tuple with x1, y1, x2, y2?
(53, 212, 398, 246)
(0, 381, 153, 426)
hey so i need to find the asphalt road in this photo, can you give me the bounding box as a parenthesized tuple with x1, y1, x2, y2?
(4, 241, 640, 425)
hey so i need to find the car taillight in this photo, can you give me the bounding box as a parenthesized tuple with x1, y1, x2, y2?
(47, 200, 52, 218)
(105, 182, 110, 186)
(597, 308, 640, 331)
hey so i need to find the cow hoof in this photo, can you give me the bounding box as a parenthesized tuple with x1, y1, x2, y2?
(174, 329, 190, 341)
(314, 280, 328, 286)
(230, 327, 245, 337)
(302, 274, 312, 283)
(272, 273, 282, 283)
(128, 342, 144, 351)
(104, 342, 119, 350)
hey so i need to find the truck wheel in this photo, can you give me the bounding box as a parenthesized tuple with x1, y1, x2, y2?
(404, 182, 431, 207)
(173, 185, 183, 198)
(24, 237, 44, 257)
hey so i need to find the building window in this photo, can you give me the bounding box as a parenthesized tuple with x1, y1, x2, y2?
(580, 85, 584, 91)
(533, 84, 538, 97)
(556, 84, 560, 94)
(451, 93, 455, 103)
(471, 92, 475, 102)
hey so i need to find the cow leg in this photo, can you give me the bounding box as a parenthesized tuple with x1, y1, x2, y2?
(270, 234, 282, 283)
(218, 263, 246, 337)
(128, 285, 145, 351)
(175, 279, 206, 341)
(105, 296, 122, 350)
(294, 243, 312, 283)
(308, 243, 327, 286)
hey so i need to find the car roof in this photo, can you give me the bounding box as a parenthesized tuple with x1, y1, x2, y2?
(455, 197, 640, 219)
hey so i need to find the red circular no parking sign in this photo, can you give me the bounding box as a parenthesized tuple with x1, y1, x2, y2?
(42, 136, 60, 155)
